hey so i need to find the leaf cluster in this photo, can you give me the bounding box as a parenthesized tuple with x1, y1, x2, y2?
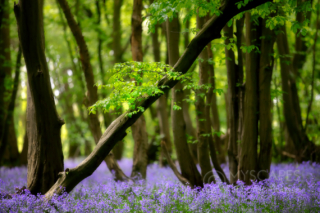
(89, 62, 186, 117)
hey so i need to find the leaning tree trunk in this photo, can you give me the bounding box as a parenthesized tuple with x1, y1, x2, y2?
(45, 0, 272, 198)
(168, 16, 203, 187)
(257, 18, 276, 180)
(14, 0, 64, 195)
(238, 13, 261, 185)
(57, 0, 128, 181)
(130, 0, 148, 179)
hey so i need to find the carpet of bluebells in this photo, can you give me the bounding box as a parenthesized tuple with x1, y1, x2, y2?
(0, 159, 320, 212)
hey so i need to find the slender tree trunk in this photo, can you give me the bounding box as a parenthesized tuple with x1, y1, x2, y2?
(57, 0, 128, 181)
(277, 1, 318, 162)
(95, 0, 104, 78)
(0, 0, 11, 163)
(55, 70, 87, 158)
(130, 0, 148, 179)
(156, 94, 172, 165)
(195, 15, 213, 182)
(109, 0, 128, 160)
(224, 19, 243, 184)
(57, 5, 87, 124)
(277, 25, 316, 162)
(183, 18, 198, 164)
(96, 0, 125, 160)
(305, 1, 319, 131)
(207, 43, 225, 164)
(168, 17, 203, 188)
(205, 42, 229, 184)
(235, 18, 245, 167)
(151, 20, 172, 166)
(57, 0, 101, 144)
(238, 13, 261, 184)
(1, 46, 22, 166)
(113, 0, 124, 63)
(14, 0, 64, 194)
(257, 19, 276, 180)
(182, 89, 198, 165)
(290, 0, 312, 128)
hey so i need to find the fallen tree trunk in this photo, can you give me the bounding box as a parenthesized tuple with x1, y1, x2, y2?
(45, 0, 272, 198)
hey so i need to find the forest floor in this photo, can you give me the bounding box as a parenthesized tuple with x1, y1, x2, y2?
(0, 159, 319, 212)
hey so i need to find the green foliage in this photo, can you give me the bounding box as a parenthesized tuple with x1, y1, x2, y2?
(186, 134, 198, 144)
(271, 88, 286, 101)
(89, 61, 189, 117)
(146, 0, 222, 33)
(172, 103, 182, 111)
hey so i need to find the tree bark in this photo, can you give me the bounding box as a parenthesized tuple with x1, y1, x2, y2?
(182, 18, 198, 164)
(195, 15, 213, 182)
(168, 16, 203, 187)
(113, 0, 124, 63)
(57, 0, 128, 181)
(130, 0, 148, 179)
(151, 19, 172, 166)
(238, 13, 261, 185)
(224, 19, 243, 184)
(110, 0, 127, 160)
(257, 19, 276, 180)
(206, 42, 229, 184)
(14, 0, 64, 194)
(182, 89, 198, 165)
(45, 0, 272, 198)
(207, 43, 225, 164)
